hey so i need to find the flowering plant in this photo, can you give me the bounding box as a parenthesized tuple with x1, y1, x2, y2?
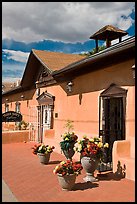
(53, 160, 83, 176)
(32, 143, 55, 155)
(60, 120, 78, 151)
(60, 132, 78, 151)
(74, 136, 109, 160)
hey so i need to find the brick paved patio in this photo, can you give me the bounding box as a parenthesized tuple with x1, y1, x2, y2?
(2, 142, 135, 202)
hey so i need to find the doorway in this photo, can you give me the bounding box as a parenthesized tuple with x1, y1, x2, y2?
(99, 84, 127, 171)
(36, 91, 55, 143)
(102, 97, 125, 163)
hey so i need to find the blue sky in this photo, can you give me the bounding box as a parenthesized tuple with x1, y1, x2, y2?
(2, 2, 135, 82)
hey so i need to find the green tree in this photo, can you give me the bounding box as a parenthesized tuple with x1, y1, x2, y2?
(80, 45, 106, 57)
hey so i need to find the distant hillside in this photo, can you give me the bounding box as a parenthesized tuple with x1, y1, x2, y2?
(2, 39, 98, 54)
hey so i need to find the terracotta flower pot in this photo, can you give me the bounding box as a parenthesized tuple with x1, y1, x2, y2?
(57, 174, 76, 191)
(37, 153, 50, 164)
(81, 155, 99, 182)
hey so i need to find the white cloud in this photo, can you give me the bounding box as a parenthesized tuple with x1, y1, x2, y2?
(2, 76, 21, 83)
(2, 2, 135, 43)
(3, 49, 29, 63)
(2, 63, 26, 82)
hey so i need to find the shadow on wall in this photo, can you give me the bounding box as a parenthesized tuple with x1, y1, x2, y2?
(96, 161, 126, 181)
(114, 160, 126, 179)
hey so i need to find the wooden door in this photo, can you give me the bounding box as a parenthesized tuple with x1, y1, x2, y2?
(102, 97, 125, 163)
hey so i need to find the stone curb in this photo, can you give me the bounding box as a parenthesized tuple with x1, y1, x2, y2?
(2, 179, 18, 202)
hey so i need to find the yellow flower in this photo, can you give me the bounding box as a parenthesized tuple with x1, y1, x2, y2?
(89, 138, 94, 142)
(62, 133, 66, 139)
(77, 144, 82, 151)
(104, 143, 109, 148)
(38, 145, 43, 151)
(53, 169, 56, 174)
(60, 161, 66, 165)
(54, 165, 59, 170)
(83, 135, 87, 139)
(99, 136, 102, 142)
(97, 142, 103, 148)
(72, 132, 75, 134)
(87, 144, 90, 149)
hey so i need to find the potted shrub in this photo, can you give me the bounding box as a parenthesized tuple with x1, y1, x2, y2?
(74, 135, 109, 182)
(15, 120, 29, 130)
(53, 159, 83, 191)
(32, 143, 55, 164)
(60, 120, 78, 160)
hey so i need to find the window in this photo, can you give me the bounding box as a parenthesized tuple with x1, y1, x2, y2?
(15, 102, 21, 113)
(5, 103, 9, 112)
(44, 109, 48, 124)
(43, 105, 52, 129)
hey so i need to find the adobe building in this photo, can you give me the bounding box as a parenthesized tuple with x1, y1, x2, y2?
(2, 25, 135, 181)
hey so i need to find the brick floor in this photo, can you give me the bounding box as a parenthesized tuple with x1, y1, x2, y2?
(2, 142, 135, 202)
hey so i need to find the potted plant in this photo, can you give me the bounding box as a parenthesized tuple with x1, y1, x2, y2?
(74, 135, 109, 182)
(32, 143, 55, 164)
(53, 159, 83, 191)
(15, 120, 29, 130)
(60, 120, 78, 160)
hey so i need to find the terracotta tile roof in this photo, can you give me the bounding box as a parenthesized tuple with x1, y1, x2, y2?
(2, 80, 21, 93)
(2, 82, 16, 92)
(32, 49, 86, 71)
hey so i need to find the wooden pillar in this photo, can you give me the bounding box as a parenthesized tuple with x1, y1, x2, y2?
(119, 36, 122, 43)
(106, 38, 111, 48)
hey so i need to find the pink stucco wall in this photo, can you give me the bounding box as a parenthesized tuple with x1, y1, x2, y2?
(2, 130, 29, 144)
(126, 86, 135, 140)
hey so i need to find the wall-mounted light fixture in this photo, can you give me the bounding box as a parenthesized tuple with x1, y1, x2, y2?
(36, 88, 40, 97)
(21, 95, 24, 100)
(6, 98, 9, 103)
(132, 64, 135, 79)
(35, 81, 39, 89)
(66, 81, 74, 92)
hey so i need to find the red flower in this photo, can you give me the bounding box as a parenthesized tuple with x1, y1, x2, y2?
(53, 160, 83, 176)
(66, 159, 71, 164)
(62, 171, 66, 176)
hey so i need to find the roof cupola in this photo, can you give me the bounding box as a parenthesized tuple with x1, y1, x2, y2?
(90, 25, 128, 53)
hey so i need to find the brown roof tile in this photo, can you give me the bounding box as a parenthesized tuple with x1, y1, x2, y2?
(90, 25, 128, 40)
(2, 82, 16, 92)
(32, 49, 86, 71)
